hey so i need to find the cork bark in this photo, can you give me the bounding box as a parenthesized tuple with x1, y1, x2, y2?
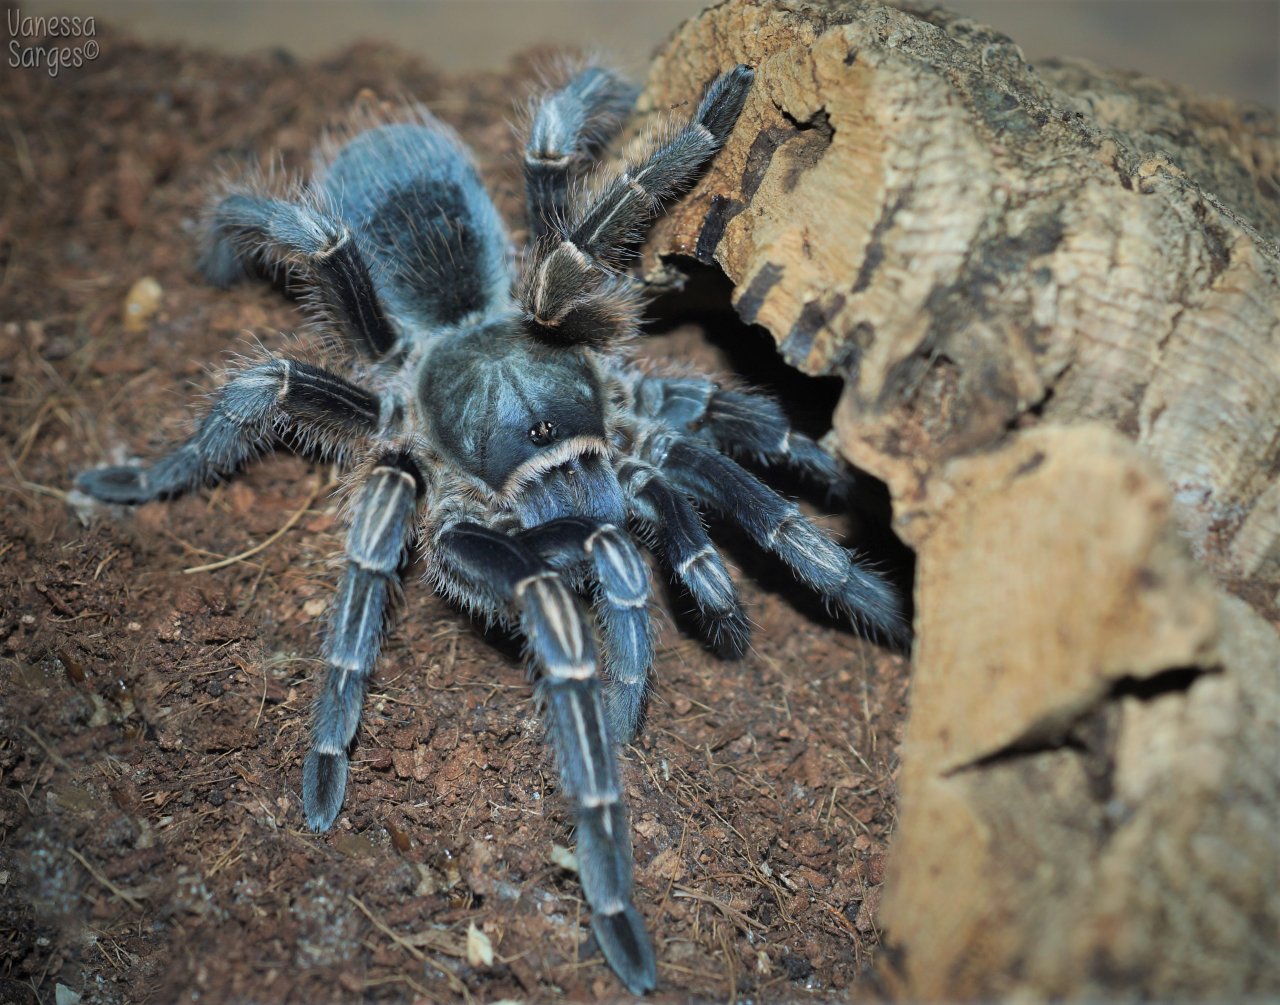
(640, 0, 1280, 998)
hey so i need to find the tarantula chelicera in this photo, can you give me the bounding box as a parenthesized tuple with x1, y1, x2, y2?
(76, 64, 907, 993)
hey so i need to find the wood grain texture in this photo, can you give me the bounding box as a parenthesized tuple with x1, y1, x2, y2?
(640, 0, 1280, 997)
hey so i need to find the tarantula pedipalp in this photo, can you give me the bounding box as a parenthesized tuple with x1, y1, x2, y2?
(76, 63, 907, 995)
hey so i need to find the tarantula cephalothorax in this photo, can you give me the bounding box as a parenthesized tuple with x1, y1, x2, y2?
(76, 64, 907, 993)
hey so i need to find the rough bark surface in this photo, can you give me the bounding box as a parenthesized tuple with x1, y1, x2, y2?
(640, 0, 1280, 999)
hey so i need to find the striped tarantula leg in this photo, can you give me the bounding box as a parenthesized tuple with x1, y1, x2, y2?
(434, 523, 657, 995)
(629, 471, 750, 659)
(76, 358, 380, 504)
(518, 517, 654, 743)
(303, 453, 422, 831)
(636, 376, 855, 500)
(202, 193, 397, 357)
(523, 65, 753, 341)
(660, 441, 909, 645)
(569, 64, 754, 265)
(525, 65, 638, 242)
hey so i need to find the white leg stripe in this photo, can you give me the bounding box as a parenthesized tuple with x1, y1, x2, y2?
(546, 661, 595, 681)
(313, 229, 349, 260)
(568, 687, 598, 794)
(530, 579, 584, 660)
(274, 359, 292, 402)
(513, 571, 558, 596)
(559, 239, 589, 268)
(677, 545, 715, 576)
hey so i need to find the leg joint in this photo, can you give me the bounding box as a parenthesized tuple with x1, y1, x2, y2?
(513, 569, 559, 599)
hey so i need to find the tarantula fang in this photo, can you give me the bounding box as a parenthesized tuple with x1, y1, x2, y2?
(76, 63, 907, 995)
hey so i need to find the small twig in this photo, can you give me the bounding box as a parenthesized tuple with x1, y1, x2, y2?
(93, 548, 120, 580)
(719, 924, 737, 1005)
(232, 655, 270, 731)
(673, 886, 765, 933)
(66, 847, 145, 911)
(183, 479, 325, 574)
(20, 725, 72, 773)
(0, 475, 71, 502)
(349, 895, 424, 959)
(33, 582, 77, 618)
(822, 900, 864, 941)
(348, 896, 474, 1003)
(358, 973, 439, 1003)
(657, 821, 688, 922)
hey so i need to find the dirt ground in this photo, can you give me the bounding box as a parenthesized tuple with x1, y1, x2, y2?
(0, 30, 913, 1005)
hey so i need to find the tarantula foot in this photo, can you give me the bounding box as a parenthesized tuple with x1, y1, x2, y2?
(76, 465, 150, 504)
(603, 680, 648, 745)
(592, 905, 657, 995)
(703, 604, 751, 661)
(198, 230, 252, 288)
(836, 568, 911, 649)
(824, 473, 859, 507)
(699, 65, 755, 141)
(302, 748, 348, 831)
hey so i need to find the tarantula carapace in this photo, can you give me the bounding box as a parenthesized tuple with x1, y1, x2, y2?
(76, 63, 907, 994)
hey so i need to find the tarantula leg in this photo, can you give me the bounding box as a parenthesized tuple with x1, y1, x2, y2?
(202, 193, 397, 357)
(523, 64, 754, 344)
(433, 523, 657, 995)
(659, 441, 909, 645)
(628, 470, 750, 659)
(636, 376, 854, 501)
(76, 358, 380, 504)
(525, 65, 638, 242)
(303, 453, 422, 830)
(569, 64, 754, 266)
(518, 516, 654, 743)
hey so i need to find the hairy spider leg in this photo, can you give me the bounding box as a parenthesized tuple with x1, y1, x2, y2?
(303, 453, 422, 829)
(655, 439, 909, 645)
(624, 466, 750, 659)
(518, 516, 654, 743)
(523, 64, 755, 346)
(525, 65, 638, 242)
(432, 522, 657, 995)
(635, 376, 856, 502)
(202, 195, 398, 358)
(75, 358, 381, 504)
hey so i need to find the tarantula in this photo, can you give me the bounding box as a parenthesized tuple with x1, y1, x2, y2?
(76, 64, 907, 994)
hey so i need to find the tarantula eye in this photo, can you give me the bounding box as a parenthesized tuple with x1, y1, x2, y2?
(529, 419, 558, 446)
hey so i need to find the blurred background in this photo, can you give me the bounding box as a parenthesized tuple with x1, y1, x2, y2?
(15, 0, 1279, 108)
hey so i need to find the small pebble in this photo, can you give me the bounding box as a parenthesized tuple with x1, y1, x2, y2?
(55, 985, 81, 1005)
(466, 921, 493, 968)
(550, 844, 578, 874)
(123, 276, 163, 334)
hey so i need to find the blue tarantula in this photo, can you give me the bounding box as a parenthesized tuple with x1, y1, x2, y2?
(76, 64, 906, 994)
